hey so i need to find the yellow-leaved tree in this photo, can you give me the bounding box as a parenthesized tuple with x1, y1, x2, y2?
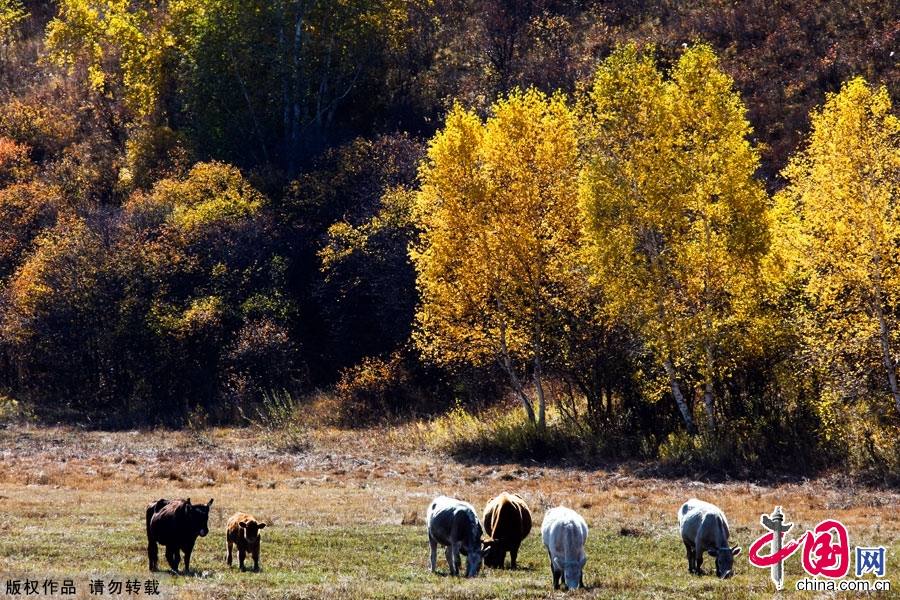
(0, 0, 26, 46)
(412, 89, 580, 429)
(781, 77, 900, 417)
(46, 0, 172, 120)
(579, 44, 770, 433)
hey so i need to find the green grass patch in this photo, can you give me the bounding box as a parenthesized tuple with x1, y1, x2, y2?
(1, 487, 893, 599)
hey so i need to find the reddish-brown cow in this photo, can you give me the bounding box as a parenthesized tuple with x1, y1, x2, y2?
(226, 512, 267, 572)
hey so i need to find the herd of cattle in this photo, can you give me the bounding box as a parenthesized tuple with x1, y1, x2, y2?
(144, 494, 740, 590)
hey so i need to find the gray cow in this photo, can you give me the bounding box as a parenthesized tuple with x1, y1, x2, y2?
(426, 495, 483, 577)
(541, 506, 588, 590)
(678, 498, 741, 578)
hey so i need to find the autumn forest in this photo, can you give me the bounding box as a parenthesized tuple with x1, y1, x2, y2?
(0, 0, 897, 481)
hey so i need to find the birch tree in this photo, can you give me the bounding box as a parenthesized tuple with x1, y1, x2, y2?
(782, 77, 900, 416)
(579, 44, 769, 433)
(411, 89, 580, 429)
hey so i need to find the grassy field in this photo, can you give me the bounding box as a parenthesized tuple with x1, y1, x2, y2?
(0, 425, 897, 599)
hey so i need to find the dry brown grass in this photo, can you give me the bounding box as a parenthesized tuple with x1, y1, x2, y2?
(0, 425, 897, 599)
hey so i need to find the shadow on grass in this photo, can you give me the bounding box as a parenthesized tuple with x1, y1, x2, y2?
(440, 431, 834, 486)
(161, 569, 215, 578)
(485, 565, 537, 573)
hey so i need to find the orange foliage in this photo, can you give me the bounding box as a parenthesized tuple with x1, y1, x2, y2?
(0, 136, 34, 185)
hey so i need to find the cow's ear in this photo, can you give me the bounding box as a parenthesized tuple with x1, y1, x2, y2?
(239, 522, 246, 528)
(186, 498, 191, 505)
(258, 523, 266, 529)
(731, 546, 741, 557)
(207, 498, 214, 507)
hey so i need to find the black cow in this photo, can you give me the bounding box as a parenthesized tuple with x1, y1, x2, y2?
(146, 498, 213, 574)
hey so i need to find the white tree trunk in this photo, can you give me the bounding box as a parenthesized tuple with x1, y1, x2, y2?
(533, 354, 546, 430)
(703, 383, 715, 431)
(703, 342, 716, 431)
(873, 288, 900, 415)
(499, 321, 536, 423)
(664, 358, 697, 434)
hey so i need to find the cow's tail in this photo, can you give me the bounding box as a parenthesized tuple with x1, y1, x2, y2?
(146, 499, 166, 534)
(145, 504, 154, 537)
(146, 500, 164, 571)
(490, 502, 503, 538)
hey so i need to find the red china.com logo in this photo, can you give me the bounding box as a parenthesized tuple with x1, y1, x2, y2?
(748, 506, 891, 592)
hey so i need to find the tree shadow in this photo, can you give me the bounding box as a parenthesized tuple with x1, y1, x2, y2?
(446, 450, 830, 486)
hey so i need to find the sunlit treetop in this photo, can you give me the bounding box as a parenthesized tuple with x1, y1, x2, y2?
(780, 76, 900, 414)
(128, 161, 266, 231)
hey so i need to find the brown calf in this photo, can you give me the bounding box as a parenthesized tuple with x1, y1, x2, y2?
(226, 512, 266, 572)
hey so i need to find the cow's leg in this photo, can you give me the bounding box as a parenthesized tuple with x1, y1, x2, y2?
(183, 540, 195, 575)
(684, 541, 694, 573)
(548, 551, 560, 590)
(165, 546, 180, 574)
(510, 542, 520, 569)
(252, 544, 260, 572)
(148, 537, 159, 572)
(239, 546, 247, 572)
(429, 537, 438, 573)
(445, 545, 457, 575)
(453, 543, 462, 574)
(694, 546, 705, 575)
(226, 538, 233, 567)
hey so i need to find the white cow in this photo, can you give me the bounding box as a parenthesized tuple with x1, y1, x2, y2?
(426, 495, 483, 577)
(541, 506, 588, 590)
(678, 498, 740, 578)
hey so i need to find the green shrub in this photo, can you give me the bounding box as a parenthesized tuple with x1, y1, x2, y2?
(242, 390, 309, 453)
(425, 401, 648, 463)
(840, 408, 900, 486)
(0, 395, 31, 424)
(332, 351, 445, 426)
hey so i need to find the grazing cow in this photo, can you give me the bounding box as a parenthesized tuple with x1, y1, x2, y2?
(481, 492, 532, 569)
(678, 498, 741, 578)
(541, 506, 588, 590)
(146, 498, 213, 574)
(426, 495, 483, 577)
(226, 512, 266, 572)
